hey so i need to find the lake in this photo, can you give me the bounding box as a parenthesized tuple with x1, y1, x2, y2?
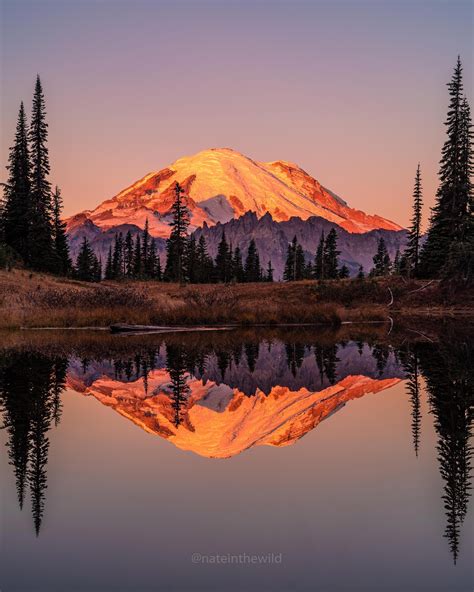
(0, 326, 472, 592)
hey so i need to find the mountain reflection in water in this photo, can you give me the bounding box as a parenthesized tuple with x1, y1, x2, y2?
(0, 328, 472, 566)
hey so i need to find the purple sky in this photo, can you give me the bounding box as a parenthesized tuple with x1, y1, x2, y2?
(1, 0, 473, 226)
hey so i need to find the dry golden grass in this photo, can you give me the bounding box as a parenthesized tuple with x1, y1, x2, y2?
(0, 269, 471, 329)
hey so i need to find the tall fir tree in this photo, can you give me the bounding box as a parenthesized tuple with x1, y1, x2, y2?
(295, 243, 306, 280)
(215, 231, 232, 283)
(112, 233, 124, 279)
(283, 237, 297, 281)
(232, 246, 244, 283)
(404, 164, 423, 276)
(124, 231, 134, 277)
(284, 236, 305, 281)
(338, 264, 350, 279)
(441, 94, 474, 285)
(185, 235, 198, 283)
(244, 239, 261, 282)
(142, 218, 150, 274)
(105, 246, 113, 280)
(314, 232, 325, 280)
(147, 238, 159, 279)
(166, 345, 190, 427)
(52, 187, 71, 276)
(371, 237, 392, 276)
(393, 249, 401, 275)
(28, 76, 55, 272)
(1, 102, 31, 263)
(420, 58, 473, 279)
(164, 182, 190, 283)
(323, 229, 340, 279)
(75, 237, 100, 282)
(195, 235, 214, 283)
(265, 260, 274, 282)
(133, 233, 142, 278)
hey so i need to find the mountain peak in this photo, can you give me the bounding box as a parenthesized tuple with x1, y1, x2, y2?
(66, 147, 402, 238)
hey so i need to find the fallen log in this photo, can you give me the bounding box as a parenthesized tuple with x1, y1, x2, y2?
(110, 324, 231, 334)
(111, 324, 167, 333)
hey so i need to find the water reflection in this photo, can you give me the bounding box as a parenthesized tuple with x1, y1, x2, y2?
(0, 352, 66, 535)
(0, 329, 472, 565)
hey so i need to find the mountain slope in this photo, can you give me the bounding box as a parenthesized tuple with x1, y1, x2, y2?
(66, 147, 402, 238)
(66, 341, 403, 458)
(71, 371, 400, 458)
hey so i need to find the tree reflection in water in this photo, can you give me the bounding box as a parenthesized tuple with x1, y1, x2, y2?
(0, 330, 471, 563)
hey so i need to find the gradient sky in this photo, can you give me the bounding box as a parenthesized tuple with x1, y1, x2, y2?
(1, 0, 473, 226)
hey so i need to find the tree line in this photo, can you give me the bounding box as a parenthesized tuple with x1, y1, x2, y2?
(283, 229, 349, 281)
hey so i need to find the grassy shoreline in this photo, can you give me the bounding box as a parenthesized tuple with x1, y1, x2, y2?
(1, 269, 472, 330)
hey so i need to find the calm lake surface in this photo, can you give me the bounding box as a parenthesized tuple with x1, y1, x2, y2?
(0, 327, 472, 592)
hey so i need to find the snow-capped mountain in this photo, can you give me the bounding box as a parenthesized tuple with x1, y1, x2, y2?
(66, 341, 404, 458)
(69, 370, 400, 458)
(66, 147, 402, 239)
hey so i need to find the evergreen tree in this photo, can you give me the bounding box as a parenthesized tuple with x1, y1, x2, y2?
(133, 233, 142, 278)
(142, 218, 150, 274)
(75, 237, 100, 282)
(285, 341, 305, 377)
(0, 352, 67, 535)
(338, 264, 350, 279)
(166, 344, 190, 427)
(112, 233, 124, 279)
(420, 58, 472, 278)
(104, 246, 113, 280)
(284, 237, 297, 281)
(295, 243, 306, 280)
(393, 249, 401, 275)
(1, 102, 31, 263)
(371, 237, 391, 276)
(404, 164, 423, 276)
(323, 229, 340, 279)
(284, 236, 305, 281)
(196, 235, 214, 283)
(215, 231, 232, 283)
(314, 343, 339, 385)
(244, 239, 260, 282)
(52, 186, 71, 276)
(28, 76, 55, 272)
(124, 231, 134, 277)
(92, 255, 102, 282)
(154, 249, 162, 281)
(231, 246, 244, 283)
(147, 238, 159, 279)
(265, 260, 274, 282)
(185, 235, 198, 283)
(245, 342, 259, 373)
(441, 94, 474, 286)
(314, 232, 325, 280)
(415, 338, 473, 564)
(402, 347, 422, 457)
(164, 182, 190, 283)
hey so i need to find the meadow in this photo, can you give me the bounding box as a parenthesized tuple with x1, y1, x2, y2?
(1, 269, 471, 330)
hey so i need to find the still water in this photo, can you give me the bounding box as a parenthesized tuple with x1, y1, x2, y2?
(0, 327, 472, 591)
